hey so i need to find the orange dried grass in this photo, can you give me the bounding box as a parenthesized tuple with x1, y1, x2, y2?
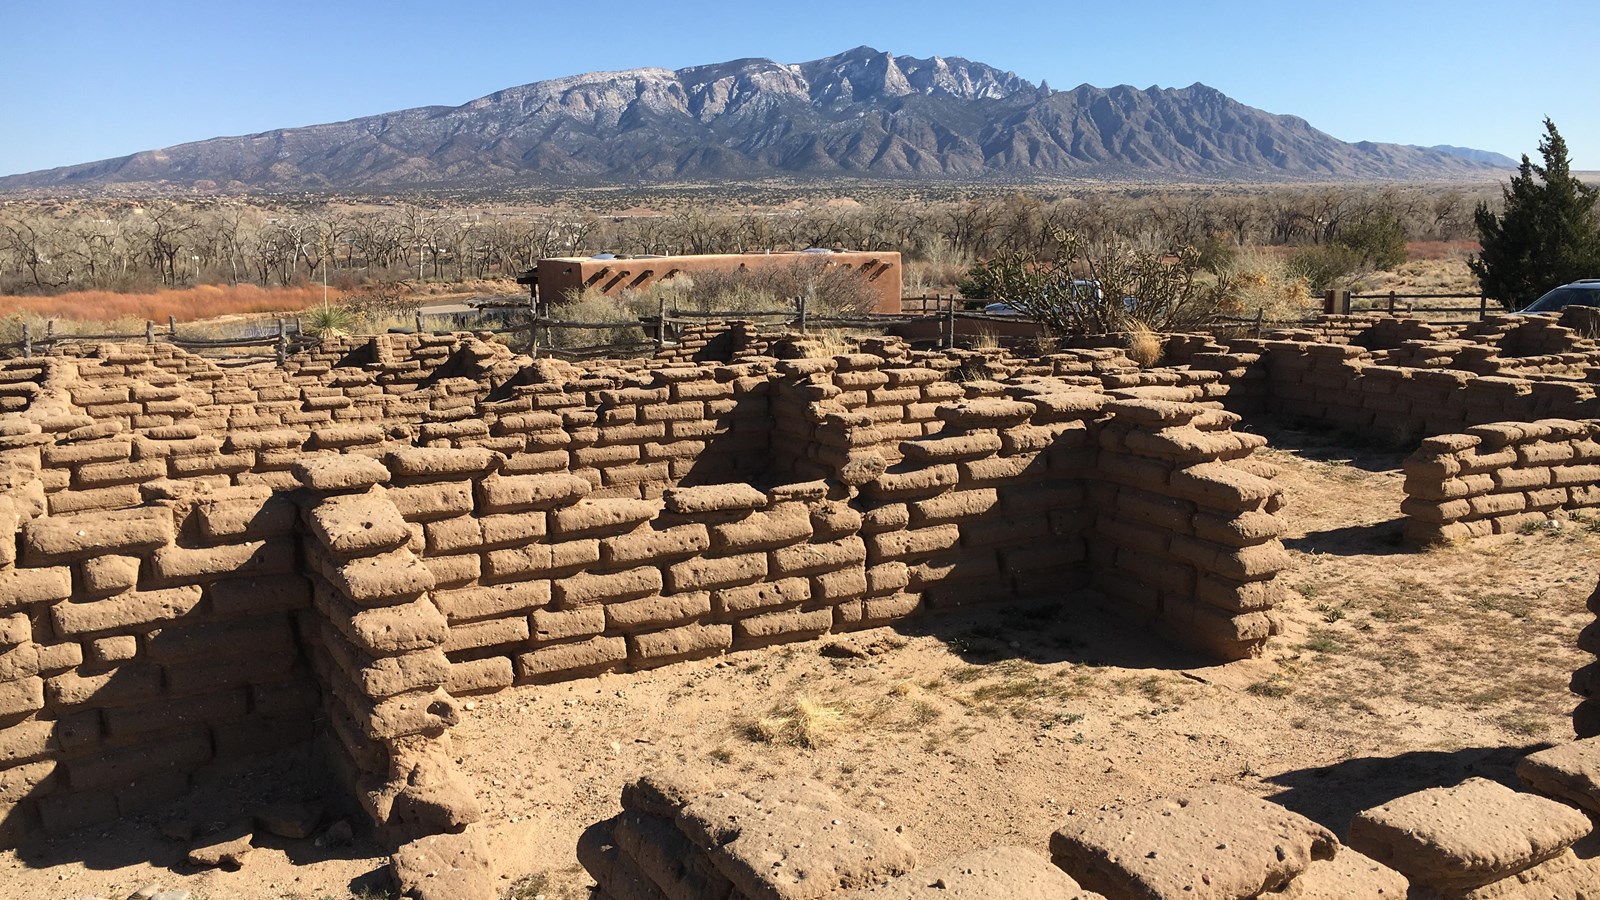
(0, 284, 327, 323)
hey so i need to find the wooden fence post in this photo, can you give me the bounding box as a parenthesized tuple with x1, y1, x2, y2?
(275, 319, 287, 367)
(945, 297, 956, 349)
(656, 297, 667, 351)
(1254, 307, 1265, 338)
(21, 323, 30, 358)
(1479, 293, 1489, 321)
(145, 320, 155, 343)
(167, 315, 177, 337)
(797, 294, 809, 333)
(1387, 291, 1397, 315)
(46, 320, 54, 341)
(414, 310, 424, 334)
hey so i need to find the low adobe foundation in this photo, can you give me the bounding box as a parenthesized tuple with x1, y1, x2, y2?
(1, 306, 1597, 863)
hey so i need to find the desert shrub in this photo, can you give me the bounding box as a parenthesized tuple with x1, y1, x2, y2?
(339, 281, 420, 329)
(305, 302, 355, 335)
(1335, 212, 1408, 270)
(548, 286, 647, 350)
(960, 228, 1232, 334)
(667, 258, 879, 315)
(1287, 243, 1363, 291)
(1220, 250, 1317, 322)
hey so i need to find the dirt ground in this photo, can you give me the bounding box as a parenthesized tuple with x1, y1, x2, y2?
(5, 421, 1597, 900)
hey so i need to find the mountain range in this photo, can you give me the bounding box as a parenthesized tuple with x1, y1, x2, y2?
(0, 46, 1512, 192)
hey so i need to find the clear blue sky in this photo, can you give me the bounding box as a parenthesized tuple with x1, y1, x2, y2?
(1, 0, 1594, 178)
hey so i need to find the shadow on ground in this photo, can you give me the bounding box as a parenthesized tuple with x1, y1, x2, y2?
(1239, 418, 1412, 474)
(1283, 518, 1409, 556)
(1264, 743, 1548, 837)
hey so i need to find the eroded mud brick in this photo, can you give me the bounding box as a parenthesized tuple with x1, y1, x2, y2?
(661, 483, 767, 516)
(63, 730, 212, 793)
(628, 623, 731, 668)
(476, 473, 592, 513)
(552, 499, 661, 537)
(613, 807, 734, 900)
(325, 547, 437, 605)
(292, 455, 390, 492)
(605, 592, 712, 631)
(319, 588, 449, 656)
(385, 480, 474, 521)
(1167, 462, 1279, 512)
(668, 553, 767, 593)
(207, 575, 311, 618)
(1347, 778, 1590, 892)
(841, 846, 1103, 899)
(1518, 737, 1600, 814)
(390, 829, 497, 900)
(711, 508, 814, 552)
(308, 493, 413, 557)
(1049, 785, 1336, 900)
(51, 585, 202, 635)
(433, 581, 550, 624)
(676, 778, 917, 900)
(0, 719, 56, 767)
(869, 525, 962, 562)
(484, 540, 600, 581)
(516, 635, 628, 681)
(0, 566, 71, 610)
(24, 507, 173, 564)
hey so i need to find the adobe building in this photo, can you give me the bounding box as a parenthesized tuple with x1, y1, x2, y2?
(527, 250, 903, 314)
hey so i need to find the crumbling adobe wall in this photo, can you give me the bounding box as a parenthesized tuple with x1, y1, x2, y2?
(0, 334, 1295, 853)
(1400, 421, 1600, 543)
(0, 451, 314, 844)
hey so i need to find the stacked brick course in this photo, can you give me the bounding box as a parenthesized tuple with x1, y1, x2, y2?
(0, 331, 1300, 850)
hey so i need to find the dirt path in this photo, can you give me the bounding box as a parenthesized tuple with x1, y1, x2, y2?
(5, 425, 1595, 899)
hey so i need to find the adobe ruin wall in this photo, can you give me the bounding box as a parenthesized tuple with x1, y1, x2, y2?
(0, 332, 1293, 849)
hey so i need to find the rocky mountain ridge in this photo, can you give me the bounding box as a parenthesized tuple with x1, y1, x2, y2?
(0, 46, 1506, 192)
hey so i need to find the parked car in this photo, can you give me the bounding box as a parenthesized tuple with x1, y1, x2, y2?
(981, 280, 1105, 317)
(1514, 279, 1600, 313)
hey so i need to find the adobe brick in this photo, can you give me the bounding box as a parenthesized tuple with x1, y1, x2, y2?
(866, 562, 910, 596)
(384, 480, 474, 520)
(770, 536, 868, 577)
(25, 508, 173, 564)
(555, 567, 663, 608)
(0, 614, 32, 646)
(0, 566, 71, 610)
(207, 575, 310, 618)
(0, 718, 55, 767)
(35, 641, 82, 673)
(478, 512, 549, 548)
(317, 587, 448, 656)
(74, 459, 165, 488)
(385, 447, 498, 478)
(483, 540, 600, 581)
(812, 567, 868, 602)
(46, 664, 161, 708)
(88, 635, 139, 665)
(443, 616, 530, 654)
(0, 759, 58, 805)
(196, 492, 295, 541)
(710, 508, 814, 552)
(64, 730, 212, 793)
(52, 585, 202, 635)
(145, 616, 296, 665)
(434, 581, 550, 623)
(668, 553, 767, 593)
(862, 464, 959, 500)
(309, 493, 413, 556)
(102, 689, 249, 738)
(0, 676, 44, 717)
(627, 623, 731, 668)
(0, 642, 39, 681)
(601, 524, 710, 566)
(516, 636, 627, 681)
(421, 552, 479, 588)
(732, 607, 834, 645)
(605, 591, 713, 631)
(150, 538, 294, 586)
(550, 499, 659, 537)
(48, 485, 143, 516)
(713, 577, 811, 616)
(476, 473, 591, 513)
(870, 525, 962, 561)
(447, 657, 515, 695)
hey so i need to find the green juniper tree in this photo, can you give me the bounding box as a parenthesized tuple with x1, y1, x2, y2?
(1471, 119, 1600, 309)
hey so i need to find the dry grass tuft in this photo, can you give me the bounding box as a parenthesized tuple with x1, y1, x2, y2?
(1124, 323, 1162, 367)
(752, 694, 845, 749)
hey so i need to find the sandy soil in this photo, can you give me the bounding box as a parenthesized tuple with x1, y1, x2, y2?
(5, 421, 1596, 900)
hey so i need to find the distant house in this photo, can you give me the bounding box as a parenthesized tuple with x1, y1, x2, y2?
(523, 250, 903, 314)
